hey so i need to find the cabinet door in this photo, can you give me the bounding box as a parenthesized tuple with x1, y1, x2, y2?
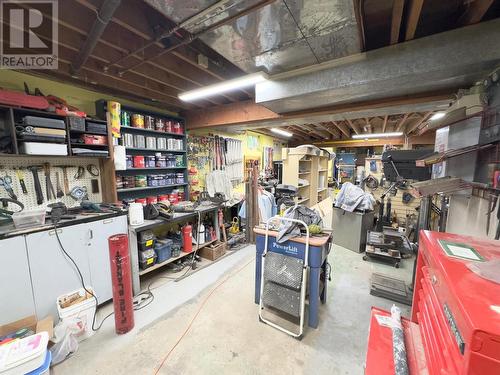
(87, 215, 128, 304)
(0, 236, 36, 324)
(26, 225, 92, 320)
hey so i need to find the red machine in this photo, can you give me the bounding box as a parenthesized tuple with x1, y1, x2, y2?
(182, 224, 193, 253)
(366, 231, 500, 374)
(108, 234, 135, 334)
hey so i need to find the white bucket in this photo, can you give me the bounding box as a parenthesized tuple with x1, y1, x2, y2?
(56, 287, 97, 342)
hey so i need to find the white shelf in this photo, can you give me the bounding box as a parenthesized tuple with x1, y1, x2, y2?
(298, 184, 310, 189)
(319, 169, 328, 172)
(297, 197, 310, 204)
(298, 171, 311, 175)
(317, 188, 327, 193)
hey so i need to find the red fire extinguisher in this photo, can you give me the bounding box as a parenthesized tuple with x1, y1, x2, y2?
(108, 234, 135, 334)
(182, 224, 193, 253)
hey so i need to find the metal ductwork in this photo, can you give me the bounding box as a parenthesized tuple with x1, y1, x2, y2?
(145, 0, 361, 74)
(70, 0, 121, 75)
(255, 19, 500, 113)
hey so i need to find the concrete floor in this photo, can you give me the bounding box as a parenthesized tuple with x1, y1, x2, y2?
(53, 244, 413, 375)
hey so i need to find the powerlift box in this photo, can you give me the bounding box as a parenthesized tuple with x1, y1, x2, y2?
(365, 231, 500, 374)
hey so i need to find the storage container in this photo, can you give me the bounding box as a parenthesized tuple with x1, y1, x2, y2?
(146, 136, 156, 149)
(133, 155, 145, 168)
(156, 138, 167, 150)
(57, 287, 96, 342)
(19, 142, 68, 156)
(154, 239, 173, 263)
(154, 118, 165, 132)
(145, 155, 156, 168)
(135, 175, 147, 187)
(131, 114, 144, 128)
(139, 249, 156, 269)
(133, 134, 146, 149)
(176, 155, 184, 167)
(146, 196, 157, 205)
(26, 349, 51, 375)
(126, 155, 133, 168)
(121, 111, 130, 127)
(122, 176, 135, 188)
(68, 116, 85, 131)
(144, 115, 154, 130)
(171, 243, 181, 257)
(172, 121, 182, 134)
(12, 209, 46, 229)
(135, 198, 147, 206)
(0, 332, 49, 375)
(86, 121, 107, 134)
(123, 133, 134, 147)
(115, 176, 123, 189)
(165, 120, 172, 133)
(81, 134, 107, 145)
(155, 154, 167, 167)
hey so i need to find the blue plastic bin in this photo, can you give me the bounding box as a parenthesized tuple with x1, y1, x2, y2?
(155, 239, 173, 263)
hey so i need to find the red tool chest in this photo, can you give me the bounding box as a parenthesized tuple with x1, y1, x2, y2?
(366, 231, 500, 375)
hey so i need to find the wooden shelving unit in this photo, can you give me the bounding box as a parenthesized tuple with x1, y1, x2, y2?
(282, 147, 330, 207)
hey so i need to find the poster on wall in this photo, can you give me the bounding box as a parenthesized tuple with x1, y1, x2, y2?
(432, 126, 449, 178)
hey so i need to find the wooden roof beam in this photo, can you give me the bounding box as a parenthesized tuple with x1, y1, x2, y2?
(405, 0, 425, 41)
(459, 0, 494, 25)
(391, 0, 405, 44)
(317, 123, 340, 139)
(331, 121, 351, 138)
(345, 119, 361, 135)
(395, 113, 411, 132)
(382, 115, 389, 132)
(407, 111, 434, 134)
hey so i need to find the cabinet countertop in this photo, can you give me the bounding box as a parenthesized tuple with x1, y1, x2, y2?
(0, 211, 127, 240)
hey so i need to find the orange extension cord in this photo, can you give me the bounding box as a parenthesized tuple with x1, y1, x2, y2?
(153, 258, 254, 374)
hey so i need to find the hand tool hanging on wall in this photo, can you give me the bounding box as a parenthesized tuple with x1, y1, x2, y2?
(58, 166, 70, 195)
(0, 174, 17, 200)
(55, 172, 64, 198)
(28, 166, 44, 205)
(15, 168, 28, 194)
(43, 163, 56, 200)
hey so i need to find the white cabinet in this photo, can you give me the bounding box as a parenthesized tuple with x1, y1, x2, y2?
(87, 215, 128, 303)
(0, 237, 36, 324)
(26, 215, 128, 320)
(27, 224, 92, 320)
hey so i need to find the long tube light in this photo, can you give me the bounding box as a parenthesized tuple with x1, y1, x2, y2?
(271, 128, 293, 137)
(179, 72, 268, 101)
(352, 132, 403, 139)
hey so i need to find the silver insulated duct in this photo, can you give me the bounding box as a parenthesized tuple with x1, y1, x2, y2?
(144, 0, 362, 74)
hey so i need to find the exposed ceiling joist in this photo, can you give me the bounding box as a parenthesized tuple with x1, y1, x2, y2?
(364, 117, 372, 133)
(346, 119, 361, 135)
(390, 0, 405, 44)
(405, 0, 425, 41)
(459, 0, 495, 25)
(382, 115, 389, 132)
(317, 123, 340, 139)
(331, 121, 351, 138)
(285, 126, 315, 139)
(396, 113, 411, 132)
(302, 124, 330, 139)
(407, 111, 434, 134)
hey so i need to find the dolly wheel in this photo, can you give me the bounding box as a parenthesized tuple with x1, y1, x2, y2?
(295, 335, 303, 341)
(362, 255, 368, 261)
(395, 262, 400, 269)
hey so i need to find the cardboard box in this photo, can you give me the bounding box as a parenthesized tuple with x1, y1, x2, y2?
(199, 241, 227, 261)
(0, 315, 53, 341)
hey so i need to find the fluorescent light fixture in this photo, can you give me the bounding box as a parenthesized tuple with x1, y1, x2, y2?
(352, 132, 403, 139)
(179, 72, 268, 101)
(430, 112, 446, 121)
(271, 128, 293, 137)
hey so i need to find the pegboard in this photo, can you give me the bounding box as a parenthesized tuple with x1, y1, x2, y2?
(0, 157, 103, 211)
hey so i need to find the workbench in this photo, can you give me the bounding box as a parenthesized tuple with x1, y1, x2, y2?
(253, 227, 332, 329)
